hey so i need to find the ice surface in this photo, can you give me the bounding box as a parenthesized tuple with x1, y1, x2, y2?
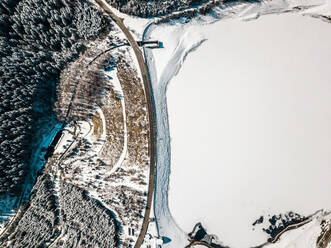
(142, 0, 331, 247)
(167, 13, 331, 247)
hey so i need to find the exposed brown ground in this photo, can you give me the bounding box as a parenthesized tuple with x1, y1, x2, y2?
(93, 4, 158, 247)
(100, 51, 150, 246)
(105, 52, 150, 183)
(92, 113, 103, 137)
(118, 55, 149, 167)
(99, 80, 125, 168)
(55, 36, 115, 122)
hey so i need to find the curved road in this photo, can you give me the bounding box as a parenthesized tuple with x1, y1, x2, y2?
(94, 1, 157, 247)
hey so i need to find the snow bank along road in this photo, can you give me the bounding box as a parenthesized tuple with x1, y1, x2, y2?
(94, 1, 157, 248)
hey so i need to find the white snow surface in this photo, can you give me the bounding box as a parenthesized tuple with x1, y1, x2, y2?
(140, 0, 331, 247)
(144, 20, 206, 248)
(167, 13, 331, 247)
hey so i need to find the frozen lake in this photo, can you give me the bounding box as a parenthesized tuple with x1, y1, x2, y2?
(167, 14, 331, 247)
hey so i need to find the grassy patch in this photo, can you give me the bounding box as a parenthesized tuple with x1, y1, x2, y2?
(92, 112, 103, 138)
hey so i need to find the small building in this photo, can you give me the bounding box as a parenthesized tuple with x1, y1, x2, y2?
(137, 40, 162, 48)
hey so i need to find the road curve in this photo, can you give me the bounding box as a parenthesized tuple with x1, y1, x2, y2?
(94, 1, 157, 247)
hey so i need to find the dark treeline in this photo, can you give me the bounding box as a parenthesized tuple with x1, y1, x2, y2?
(107, 0, 209, 17)
(0, 0, 112, 196)
(0, 176, 118, 247)
(263, 212, 308, 241)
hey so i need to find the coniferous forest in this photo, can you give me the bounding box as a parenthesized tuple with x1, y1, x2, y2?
(0, 0, 112, 196)
(0, 0, 206, 198)
(107, 0, 208, 17)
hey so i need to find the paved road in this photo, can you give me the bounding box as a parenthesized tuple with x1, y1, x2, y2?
(94, 1, 157, 247)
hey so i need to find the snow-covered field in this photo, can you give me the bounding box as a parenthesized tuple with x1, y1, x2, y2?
(142, 0, 331, 247)
(167, 13, 331, 247)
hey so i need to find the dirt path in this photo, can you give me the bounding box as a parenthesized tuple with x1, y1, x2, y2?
(94, 1, 157, 247)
